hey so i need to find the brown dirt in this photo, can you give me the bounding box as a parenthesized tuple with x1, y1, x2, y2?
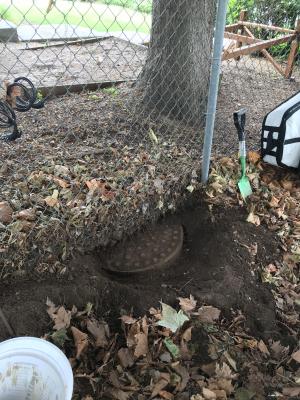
(0, 38, 146, 87)
(0, 199, 280, 343)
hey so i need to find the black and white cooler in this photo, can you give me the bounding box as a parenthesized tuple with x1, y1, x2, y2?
(261, 91, 300, 169)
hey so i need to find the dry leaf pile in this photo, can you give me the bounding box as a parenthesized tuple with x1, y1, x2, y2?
(0, 97, 200, 278)
(45, 296, 300, 400)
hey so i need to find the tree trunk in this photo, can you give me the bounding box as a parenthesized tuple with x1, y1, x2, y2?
(137, 0, 217, 126)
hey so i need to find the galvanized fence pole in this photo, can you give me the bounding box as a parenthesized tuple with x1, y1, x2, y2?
(201, 0, 229, 183)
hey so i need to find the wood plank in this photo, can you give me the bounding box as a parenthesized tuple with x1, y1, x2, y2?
(37, 79, 135, 98)
(240, 21, 296, 34)
(224, 31, 259, 45)
(243, 26, 286, 77)
(225, 23, 241, 33)
(222, 34, 296, 61)
(285, 19, 300, 78)
(24, 36, 113, 50)
(235, 10, 248, 61)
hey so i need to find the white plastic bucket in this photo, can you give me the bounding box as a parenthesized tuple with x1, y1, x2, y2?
(0, 337, 73, 400)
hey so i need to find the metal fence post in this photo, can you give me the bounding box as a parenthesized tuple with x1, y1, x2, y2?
(201, 0, 229, 183)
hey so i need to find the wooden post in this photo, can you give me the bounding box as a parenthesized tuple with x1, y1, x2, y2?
(285, 19, 300, 78)
(243, 26, 286, 77)
(235, 9, 248, 61)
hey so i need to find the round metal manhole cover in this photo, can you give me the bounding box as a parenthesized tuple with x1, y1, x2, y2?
(103, 224, 184, 275)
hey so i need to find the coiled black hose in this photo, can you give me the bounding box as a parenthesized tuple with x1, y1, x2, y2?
(1, 77, 45, 141)
(6, 77, 45, 112)
(0, 100, 21, 141)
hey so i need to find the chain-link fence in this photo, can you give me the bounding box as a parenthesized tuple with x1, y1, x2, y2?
(215, 1, 300, 155)
(0, 0, 299, 277)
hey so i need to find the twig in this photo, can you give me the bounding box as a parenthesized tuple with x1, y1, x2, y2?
(0, 307, 15, 336)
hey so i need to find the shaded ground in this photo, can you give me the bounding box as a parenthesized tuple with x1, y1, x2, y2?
(0, 38, 146, 87)
(214, 57, 300, 154)
(0, 200, 278, 342)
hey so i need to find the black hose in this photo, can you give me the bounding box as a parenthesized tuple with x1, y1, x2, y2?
(1, 77, 44, 141)
(7, 77, 45, 112)
(0, 100, 21, 141)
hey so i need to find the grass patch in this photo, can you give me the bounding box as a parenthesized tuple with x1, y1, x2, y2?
(0, 0, 151, 33)
(97, 0, 152, 14)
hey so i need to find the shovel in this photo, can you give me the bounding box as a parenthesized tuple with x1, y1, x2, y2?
(233, 108, 252, 200)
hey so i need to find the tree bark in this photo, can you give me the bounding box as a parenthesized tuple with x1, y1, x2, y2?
(137, 0, 217, 126)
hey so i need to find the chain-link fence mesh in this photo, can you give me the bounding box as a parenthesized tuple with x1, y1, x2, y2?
(215, 1, 300, 155)
(0, 0, 299, 277)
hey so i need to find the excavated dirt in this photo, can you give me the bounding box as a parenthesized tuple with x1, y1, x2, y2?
(0, 200, 280, 342)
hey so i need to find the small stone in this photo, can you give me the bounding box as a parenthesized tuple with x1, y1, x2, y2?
(0, 201, 13, 224)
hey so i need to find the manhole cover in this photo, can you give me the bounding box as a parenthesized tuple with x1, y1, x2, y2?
(104, 224, 184, 275)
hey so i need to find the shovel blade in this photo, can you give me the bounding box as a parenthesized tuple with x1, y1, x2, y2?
(238, 177, 252, 199)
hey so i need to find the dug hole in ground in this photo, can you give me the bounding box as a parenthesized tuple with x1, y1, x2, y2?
(0, 153, 300, 400)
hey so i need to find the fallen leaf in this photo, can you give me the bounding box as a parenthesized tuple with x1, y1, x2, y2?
(51, 328, 69, 347)
(53, 177, 69, 188)
(223, 351, 237, 371)
(117, 348, 134, 368)
(197, 306, 221, 324)
(134, 332, 148, 358)
(268, 196, 279, 208)
(266, 264, 277, 273)
(148, 128, 158, 144)
(182, 326, 192, 342)
(54, 164, 70, 177)
(157, 303, 189, 333)
(281, 179, 293, 190)
(0, 201, 13, 224)
(48, 305, 71, 331)
(120, 315, 137, 325)
(164, 338, 180, 359)
(282, 387, 300, 397)
(246, 212, 260, 226)
(151, 377, 169, 398)
(234, 387, 255, 400)
(212, 390, 227, 399)
(270, 340, 289, 360)
(46, 298, 57, 315)
(87, 319, 109, 348)
(85, 179, 108, 193)
(202, 387, 216, 400)
(248, 151, 260, 164)
(17, 208, 36, 221)
(154, 178, 164, 194)
(108, 388, 133, 400)
(178, 295, 197, 313)
(109, 370, 122, 388)
(258, 340, 270, 356)
(215, 363, 235, 380)
(200, 363, 216, 377)
(71, 326, 89, 359)
(44, 189, 59, 207)
(171, 364, 190, 392)
(186, 185, 195, 193)
(159, 390, 174, 400)
(291, 350, 300, 363)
